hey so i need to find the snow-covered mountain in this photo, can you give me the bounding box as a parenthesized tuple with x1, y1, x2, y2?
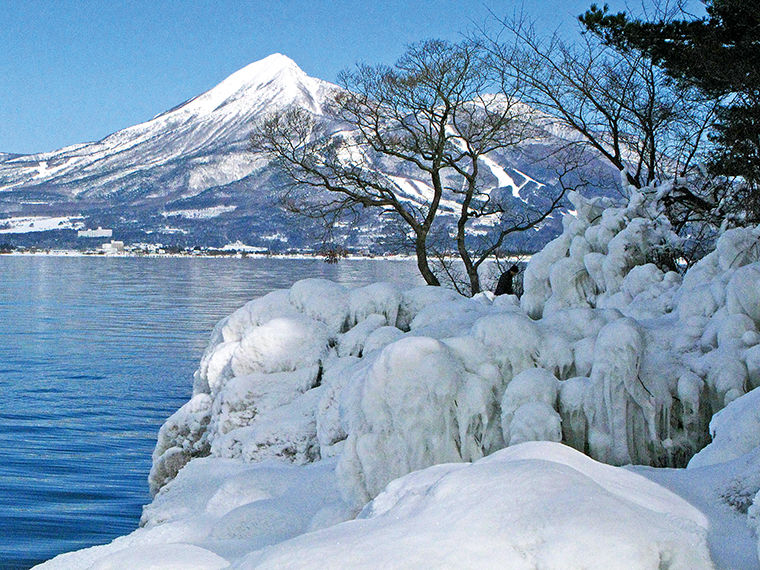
(0, 54, 615, 251)
(2, 54, 325, 197)
(0, 55, 336, 248)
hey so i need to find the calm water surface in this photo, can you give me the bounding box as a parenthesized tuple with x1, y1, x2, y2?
(0, 255, 422, 570)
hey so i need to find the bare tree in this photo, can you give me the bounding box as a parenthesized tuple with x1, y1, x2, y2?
(475, 10, 727, 267)
(253, 40, 489, 286)
(479, 12, 717, 190)
(251, 39, 566, 293)
(446, 130, 572, 295)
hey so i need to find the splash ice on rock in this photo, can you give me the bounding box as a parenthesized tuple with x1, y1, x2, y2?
(151, 177, 760, 507)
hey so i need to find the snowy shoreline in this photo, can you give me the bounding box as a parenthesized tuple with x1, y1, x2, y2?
(0, 250, 424, 261)
(35, 186, 760, 569)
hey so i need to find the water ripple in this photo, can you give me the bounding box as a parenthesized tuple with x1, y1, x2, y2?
(0, 255, 422, 569)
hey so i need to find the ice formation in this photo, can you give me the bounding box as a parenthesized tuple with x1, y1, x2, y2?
(39, 180, 760, 569)
(155, 183, 760, 498)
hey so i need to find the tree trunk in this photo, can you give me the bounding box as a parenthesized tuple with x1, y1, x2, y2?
(457, 170, 481, 296)
(415, 232, 440, 286)
(457, 214, 480, 295)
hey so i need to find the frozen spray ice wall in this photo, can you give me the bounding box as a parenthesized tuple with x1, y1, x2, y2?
(150, 180, 760, 509)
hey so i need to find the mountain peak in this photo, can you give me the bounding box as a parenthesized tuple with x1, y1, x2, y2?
(0, 52, 332, 207)
(237, 53, 302, 76)
(171, 53, 322, 120)
(220, 53, 304, 89)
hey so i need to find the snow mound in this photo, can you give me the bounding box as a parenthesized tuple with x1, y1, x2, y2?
(35, 458, 351, 570)
(236, 442, 714, 570)
(89, 544, 228, 570)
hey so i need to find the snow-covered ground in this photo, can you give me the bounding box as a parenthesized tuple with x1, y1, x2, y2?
(0, 215, 84, 234)
(162, 206, 238, 220)
(35, 179, 760, 569)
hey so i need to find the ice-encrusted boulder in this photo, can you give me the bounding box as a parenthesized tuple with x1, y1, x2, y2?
(335, 336, 469, 506)
(149, 280, 464, 495)
(149, 394, 212, 497)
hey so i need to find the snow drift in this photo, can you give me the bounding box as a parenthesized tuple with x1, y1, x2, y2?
(36, 179, 760, 569)
(237, 443, 714, 570)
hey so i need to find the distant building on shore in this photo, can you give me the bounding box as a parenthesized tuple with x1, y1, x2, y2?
(102, 240, 125, 254)
(78, 227, 113, 238)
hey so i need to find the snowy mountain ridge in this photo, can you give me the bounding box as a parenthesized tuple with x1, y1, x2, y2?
(0, 54, 616, 251)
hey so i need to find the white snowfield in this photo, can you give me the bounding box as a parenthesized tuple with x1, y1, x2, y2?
(36, 179, 760, 569)
(0, 215, 84, 234)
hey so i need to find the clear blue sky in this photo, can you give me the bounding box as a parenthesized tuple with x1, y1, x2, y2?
(1, 0, 665, 155)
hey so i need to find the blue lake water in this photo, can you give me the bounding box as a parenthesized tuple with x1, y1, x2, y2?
(0, 255, 422, 570)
